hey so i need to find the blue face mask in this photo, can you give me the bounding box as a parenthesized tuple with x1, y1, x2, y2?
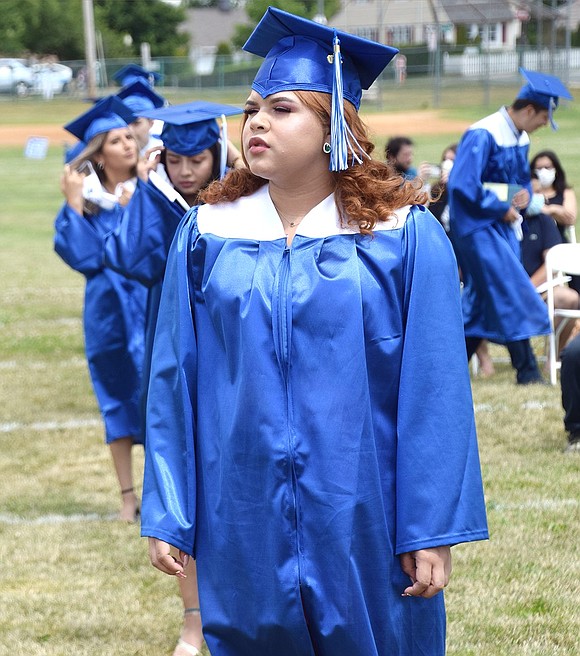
(526, 193, 545, 217)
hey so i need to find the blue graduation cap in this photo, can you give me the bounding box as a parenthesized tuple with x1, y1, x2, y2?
(116, 80, 166, 116)
(112, 64, 162, 87)
(243, 7, 398, 171)
(64, 95, 136, 143)
(141, 101, 243, 179)
(517, 68, 573, 130)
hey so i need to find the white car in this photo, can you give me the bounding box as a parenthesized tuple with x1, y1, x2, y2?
(32, 63, 73, 95)
(0, 58, 34, 95)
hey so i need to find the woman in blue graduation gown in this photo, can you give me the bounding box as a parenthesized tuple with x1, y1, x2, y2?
(54, 96, 147, 522)
(103, 102, 243, 656)
(141, 9, 488, 655)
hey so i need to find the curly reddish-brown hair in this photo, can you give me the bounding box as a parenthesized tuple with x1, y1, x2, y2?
(201, 91, 427, 235)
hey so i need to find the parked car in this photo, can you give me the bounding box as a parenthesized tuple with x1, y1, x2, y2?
(0, 58, 34, 96)
(32, 63, 73, 95)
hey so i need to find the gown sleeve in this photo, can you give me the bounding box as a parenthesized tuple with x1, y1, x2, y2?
(395, 207, 489, 554)
(104, 179, 185, 288)
(53, 203, 105, 276)
(448, 128, 511, 236)
(140, 207, 200, 555)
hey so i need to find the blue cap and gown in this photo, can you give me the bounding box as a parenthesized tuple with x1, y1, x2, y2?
(112, 63, 162, 87)
(141, 8, 489, 655)
(115, 80, 166, 154)
(103, 101, 243, 427)
(54, 96, 147, 444)
(448, 69, 572, 346)
(116, 79, 166, 115)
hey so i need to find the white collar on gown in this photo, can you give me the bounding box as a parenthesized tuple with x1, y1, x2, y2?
(197, 184, 410, 241)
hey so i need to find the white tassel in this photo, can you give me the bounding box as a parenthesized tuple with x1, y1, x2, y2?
(330, 34, 348, 171)
(220, 114, 228, 179)
(329, 33, 371, 171)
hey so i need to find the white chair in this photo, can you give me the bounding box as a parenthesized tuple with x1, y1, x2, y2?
(545, 243, 580, 384)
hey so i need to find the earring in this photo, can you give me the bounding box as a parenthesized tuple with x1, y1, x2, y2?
(97, 161, 104, 171)
(323, 142, 331, 154)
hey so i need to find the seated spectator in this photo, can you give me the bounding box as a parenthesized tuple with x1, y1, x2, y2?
(522, 205, 580, 353)
(559, 334, 580, 452)
(530, 150, 577, 243)
(385, 135, 431, 181)
(429, 143, 457, 233)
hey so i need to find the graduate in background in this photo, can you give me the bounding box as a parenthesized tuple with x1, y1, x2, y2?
(54, 96, 146, 522)
(116, 80, 166, 154)
(112, 63, 162, 88)
(141, 8, 488, 655)
(448, 69, 573, 384)
(104, 101, 243, 656)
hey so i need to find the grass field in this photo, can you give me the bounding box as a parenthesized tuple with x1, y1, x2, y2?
(0, 92, 579, 655)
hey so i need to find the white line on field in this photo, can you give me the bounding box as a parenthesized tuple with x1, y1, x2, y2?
(0, 513, 118, 525)
(0, 400, 562, 435)
(0, 499, 577, 526)
(474, 401, 561, 413)
(0, 357, 86, 369)
(488, 498, 579, 511)
(0, 418, 100, 433)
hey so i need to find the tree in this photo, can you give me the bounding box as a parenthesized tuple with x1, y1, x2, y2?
(0, 0, 37, 56)
(0, 0, 189, 60)
(232, 0, 341, 49)
(95, 0, 189, 57)
(26, 0, 86, 59)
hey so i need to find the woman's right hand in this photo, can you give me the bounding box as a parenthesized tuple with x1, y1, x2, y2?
(60, 164, 84, 214)
(137, 146, 163, 182)
(148, 537, 189, 579)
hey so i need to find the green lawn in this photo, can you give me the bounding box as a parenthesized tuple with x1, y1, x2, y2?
(0, 96, 578, 655)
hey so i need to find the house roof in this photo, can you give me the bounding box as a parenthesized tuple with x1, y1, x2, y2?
(439, 0, 514, 24)
(180, 6, 248, 50)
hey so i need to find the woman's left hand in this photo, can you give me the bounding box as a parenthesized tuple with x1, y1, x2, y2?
(400, 546, 452, 599)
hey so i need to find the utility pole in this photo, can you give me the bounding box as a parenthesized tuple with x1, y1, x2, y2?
(427, 0, 441, 108)
(82, 0, 98, 98)
(565, 0, 572, 86)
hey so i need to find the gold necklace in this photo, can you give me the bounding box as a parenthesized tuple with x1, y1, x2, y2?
(272, 202, 304, 229)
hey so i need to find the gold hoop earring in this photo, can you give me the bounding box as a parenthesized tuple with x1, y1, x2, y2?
(323, 142, 331, 154)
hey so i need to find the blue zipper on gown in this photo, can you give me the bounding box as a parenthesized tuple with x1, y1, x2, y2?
(276, 244, 303, 587)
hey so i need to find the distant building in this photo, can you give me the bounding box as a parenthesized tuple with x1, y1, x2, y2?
(180, 4, 247, 71)
(330, 0, 520, 50)
(177, 1, 580, 71)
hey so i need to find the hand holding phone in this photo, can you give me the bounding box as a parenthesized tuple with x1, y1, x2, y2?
(76, 160, 96, 176)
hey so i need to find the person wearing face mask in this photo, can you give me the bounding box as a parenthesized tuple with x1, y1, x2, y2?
(54, 96, 147, 523)
(530, 150, 577, 244)
(448, 69, 573, 385)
